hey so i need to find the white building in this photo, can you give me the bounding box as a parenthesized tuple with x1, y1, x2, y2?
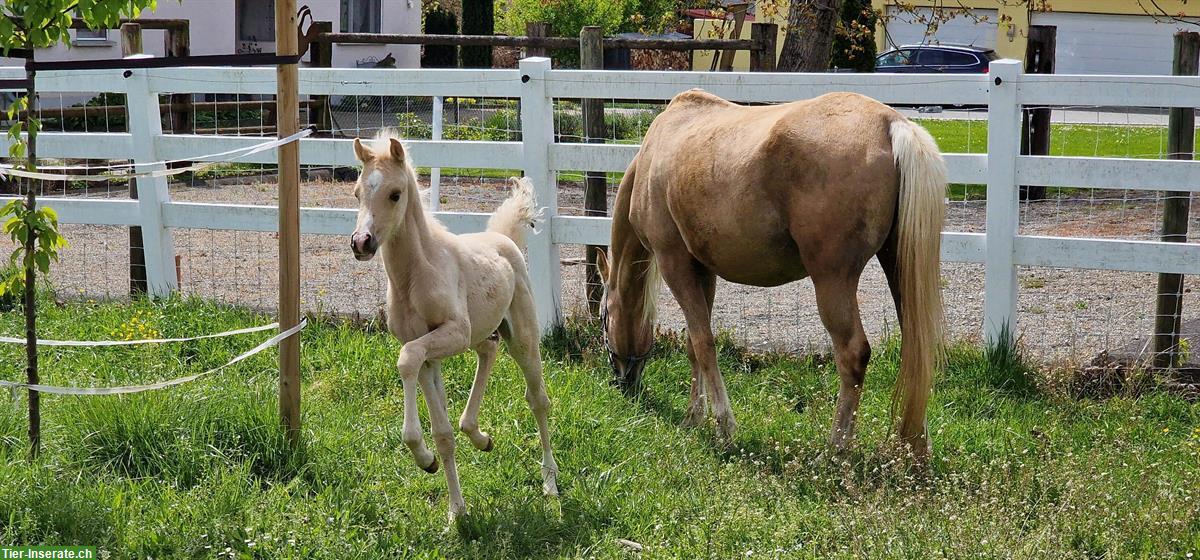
(1, 0, 421, 69)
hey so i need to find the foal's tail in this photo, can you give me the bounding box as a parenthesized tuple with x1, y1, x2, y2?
(889, 118, 947, 456)
(488, 177, 539, 251)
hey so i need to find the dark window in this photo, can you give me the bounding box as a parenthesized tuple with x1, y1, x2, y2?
(877, 50, 916, 67)
(341, 0, 382, 33)
(237, 0, 275, 43)
(918, 49, 978, 66)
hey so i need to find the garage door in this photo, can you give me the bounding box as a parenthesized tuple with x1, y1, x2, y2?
(884, 7, 997, 50)
(1031, 12, 1182, 75)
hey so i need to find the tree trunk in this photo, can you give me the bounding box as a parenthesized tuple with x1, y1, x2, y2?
(778, 0, 844, 72)
(23, 63, 39, 460)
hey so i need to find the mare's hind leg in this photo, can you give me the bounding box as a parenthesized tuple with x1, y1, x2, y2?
(811, 272, 871, 452)
(682, 271, 717, 428)
(459, 336, 498, 452)
(658, 252, 735, 442)
(401, 360, 437, 473)
(419, 361, 467, 521)
(503, 288, 560, 497)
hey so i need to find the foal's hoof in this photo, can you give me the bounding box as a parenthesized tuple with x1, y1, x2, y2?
(421, 457, 439, 474)
(482, 436, 494, 452)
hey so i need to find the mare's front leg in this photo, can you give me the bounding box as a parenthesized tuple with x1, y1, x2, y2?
(397, 320, 471, 475)
(681, 271, 717, 428)
(658, 252, 736, 442)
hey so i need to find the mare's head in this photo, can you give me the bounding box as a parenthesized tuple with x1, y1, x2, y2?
(597, 250, 658, 394)
(349, 132, 421, 261)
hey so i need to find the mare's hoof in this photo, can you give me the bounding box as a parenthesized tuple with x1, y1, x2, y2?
(482, 437, 494, 452)
(422, 458, 439, 474)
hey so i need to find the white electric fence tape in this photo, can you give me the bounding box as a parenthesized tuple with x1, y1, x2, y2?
(0, 319, 306, 396)
(0, 322, 279, 346)
(0, 127, 313, 182)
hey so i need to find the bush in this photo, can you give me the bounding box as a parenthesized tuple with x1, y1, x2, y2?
(423, 8, 458, 68)
(496, 0, 678, 67)
(832, 0, 878, 72)
(461, 0, 494, 68)
(394, 112, 433, 139)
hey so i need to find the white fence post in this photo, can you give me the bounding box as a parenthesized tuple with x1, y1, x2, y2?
(124, 68, 178, 296)
(430, 95, 443, 212)
(983, 59, 1023, 345)
(518, 57, 562, 332)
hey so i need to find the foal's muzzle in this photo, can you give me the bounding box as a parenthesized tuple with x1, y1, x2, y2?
(351, 232, 377, 261)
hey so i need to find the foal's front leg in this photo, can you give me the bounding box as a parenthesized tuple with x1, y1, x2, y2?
(420, 362, 468, 522)
(459, 337, 498, 452)
(396, 320, 471, 475)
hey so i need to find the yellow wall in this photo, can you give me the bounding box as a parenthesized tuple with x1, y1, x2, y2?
(691, 17, 787, 72)
(872, 0, 1200, 62)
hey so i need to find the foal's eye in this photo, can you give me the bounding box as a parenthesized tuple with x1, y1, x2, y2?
(389, 192, 401, 202)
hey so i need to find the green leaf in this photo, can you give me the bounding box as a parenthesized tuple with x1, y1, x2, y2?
(34, 251, 49, 273)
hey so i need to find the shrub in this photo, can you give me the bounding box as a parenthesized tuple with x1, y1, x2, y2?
(394, 112, 433, 139)
(496, 0, 679, 67)
(461, 0, 494, 68)
(423, 8, 458, 68)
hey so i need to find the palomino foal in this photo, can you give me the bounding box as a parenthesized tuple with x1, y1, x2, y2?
(349, 133, 558, 522)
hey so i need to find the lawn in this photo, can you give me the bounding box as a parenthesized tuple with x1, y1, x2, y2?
(1, 296, 1197, 558)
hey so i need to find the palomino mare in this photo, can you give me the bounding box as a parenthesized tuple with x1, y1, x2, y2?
(600, 90, 946, 459)
(349, 132, 558, 522)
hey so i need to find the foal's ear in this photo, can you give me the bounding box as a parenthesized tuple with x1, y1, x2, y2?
(388, 138, 406, 162)
(596, 249, 610, 284)
(352, 138, 373, 163)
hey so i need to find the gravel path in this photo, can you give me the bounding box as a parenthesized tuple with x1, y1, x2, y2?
(10, 174, 1200, 365)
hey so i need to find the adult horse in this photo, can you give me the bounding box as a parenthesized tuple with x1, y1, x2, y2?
(599, 90, 945, 458)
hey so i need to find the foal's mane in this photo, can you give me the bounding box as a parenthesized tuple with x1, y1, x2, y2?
(365, 128, 438, 215)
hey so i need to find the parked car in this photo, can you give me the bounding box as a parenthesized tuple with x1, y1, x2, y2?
(875, 44, 997, 73)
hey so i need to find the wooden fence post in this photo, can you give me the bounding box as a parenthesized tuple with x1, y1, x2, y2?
(750, 23, 777, 72)
(983, 59, 1022, 346)
(277, 0, 302, 445)
(526, 22, 549, 58)
(165, 23, 192, 140)
(120, 23, 148, 295)
(519, 57, 562, 332)
(1153, 31, 1199, 369)
(580, 26, 605, 316)
(1020, 25, 1054, 201)
(309, 22, 333, 133)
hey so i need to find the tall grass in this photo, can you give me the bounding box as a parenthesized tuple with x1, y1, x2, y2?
(0, 297, 1196, 558)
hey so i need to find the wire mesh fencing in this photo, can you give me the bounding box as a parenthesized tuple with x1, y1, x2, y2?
(3, 88, 1197, 372)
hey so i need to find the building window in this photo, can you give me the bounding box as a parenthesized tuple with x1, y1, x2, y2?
(341, 0, 382, 33)
(75, 28, 109, 43)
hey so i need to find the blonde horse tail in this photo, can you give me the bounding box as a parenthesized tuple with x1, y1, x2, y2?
(889, 118, 947, 457)
(488, 177, 539, 251)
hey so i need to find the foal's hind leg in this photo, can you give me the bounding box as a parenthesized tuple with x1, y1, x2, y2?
(812, 272, 871, 452)
(504, 290, 560, 497)
(459, 336, 498, 452)
(419, 362, 468, 521)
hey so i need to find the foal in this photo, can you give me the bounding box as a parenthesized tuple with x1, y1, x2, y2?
(349, 132, 558, 522)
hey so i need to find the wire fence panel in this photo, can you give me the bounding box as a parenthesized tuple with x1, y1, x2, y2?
(2, 63, 1199, 372)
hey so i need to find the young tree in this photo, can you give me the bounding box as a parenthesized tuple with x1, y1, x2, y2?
(1, 0, 159, 458)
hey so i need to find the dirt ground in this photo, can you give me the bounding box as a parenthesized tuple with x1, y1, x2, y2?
(10, 172, 1200, 365)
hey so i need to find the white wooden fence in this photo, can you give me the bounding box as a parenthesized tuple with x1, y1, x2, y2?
(2, 58, 1199, 345)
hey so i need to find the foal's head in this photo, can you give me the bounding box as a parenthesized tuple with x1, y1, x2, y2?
(349, 133, 421, 261)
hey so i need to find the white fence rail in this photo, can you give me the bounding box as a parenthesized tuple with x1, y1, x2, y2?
(2, 58, 1199, 342)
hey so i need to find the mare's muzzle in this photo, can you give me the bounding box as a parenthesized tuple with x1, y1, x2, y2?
(609, 351, 648, 395)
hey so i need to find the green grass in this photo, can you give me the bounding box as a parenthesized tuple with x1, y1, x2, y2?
(1, 297, 1198, 558)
